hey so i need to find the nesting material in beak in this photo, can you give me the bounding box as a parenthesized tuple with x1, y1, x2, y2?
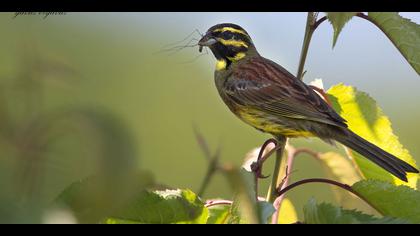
(198, 37, 217, 52)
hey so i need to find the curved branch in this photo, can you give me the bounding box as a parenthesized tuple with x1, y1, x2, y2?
(276, 178, 384, 215)
(313, 16, 327, 30)
(294, 148, 320, 159)
(356, 12, 369, 21)
(205, 199, 232, 208)
(257, 139, 279, 163)
(250, 138, 278, 200)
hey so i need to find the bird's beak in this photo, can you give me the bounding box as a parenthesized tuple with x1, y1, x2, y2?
(198, 35, 217, 52)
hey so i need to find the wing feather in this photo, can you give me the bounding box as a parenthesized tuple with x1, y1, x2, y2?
(224, 57, 347, 128)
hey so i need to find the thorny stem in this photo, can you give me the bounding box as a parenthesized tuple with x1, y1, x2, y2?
(251, 138, 278, 200)
(251, 138, 278, 179)
(267, 136, 287, 203)
(271, 145, 320, 223)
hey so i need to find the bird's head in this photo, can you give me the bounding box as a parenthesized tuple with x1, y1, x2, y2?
(198, 23, 257, 70)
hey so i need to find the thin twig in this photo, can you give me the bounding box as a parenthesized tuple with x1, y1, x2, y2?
(250, 139, 278, 200)
(356, 12, 369, 21)
(313, 16, 327, 30)
(294, 148, 320, 159)
(193, 126, 221, 196)
(193, 125, 212, 160)
(205, 199, 233, 208)
(198, 149, 220, 196)
(251, 138, 278, 179)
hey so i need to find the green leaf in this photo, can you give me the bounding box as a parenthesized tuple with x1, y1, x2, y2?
(258, 201, 276, 224)
(317, 152, 374, 213)
(104, 218, 140, 224)
(318, 151, 362, 185)
(352, 179, 420, 223)
(224, 167, 261, 224)
(206, 200, 274, 224)
(367, 12, 420, 75)
(110, 189, 209, 224)
(326, 12, 358, 47)
(303, 198, 408, 224)
(206, 204, 231, 224)
(278, 198, 298, 224)
(327, 84, 418, 188)
(54, 171, 154, 223)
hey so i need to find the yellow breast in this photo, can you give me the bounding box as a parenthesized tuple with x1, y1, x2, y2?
(237, 108, 313, 137)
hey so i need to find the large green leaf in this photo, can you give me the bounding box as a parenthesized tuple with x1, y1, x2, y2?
(367, 12, 420, 75)
(258, 201, 276, 224)
(206, 204, 231, 224)
(326, 12, 358, 47)
(318, 151, 362, 185)
(327, 84, 418, 188)
(110, 189, 209, 224)
(317, 152, 376, 213)
(277, 198, 298, 224)
(303, 198, 408, 224)
(54, 171, 155, 223)
(225, 167, 265, 224)
(352, 180, 420, 223)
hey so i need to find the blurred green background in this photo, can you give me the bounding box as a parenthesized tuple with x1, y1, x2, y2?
(0, 12, 419, 222)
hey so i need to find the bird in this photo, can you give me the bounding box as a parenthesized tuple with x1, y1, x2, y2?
(197, 23, 418, 182)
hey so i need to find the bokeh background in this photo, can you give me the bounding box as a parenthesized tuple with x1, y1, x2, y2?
(0, 12, 419, 222)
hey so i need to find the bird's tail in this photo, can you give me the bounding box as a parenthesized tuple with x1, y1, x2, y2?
(337, 130, 419, 182)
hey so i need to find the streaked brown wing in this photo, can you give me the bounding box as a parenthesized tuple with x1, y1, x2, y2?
(224, 56, 347, 128)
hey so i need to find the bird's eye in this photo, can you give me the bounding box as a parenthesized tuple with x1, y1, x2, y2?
(223, 31, 234, 39)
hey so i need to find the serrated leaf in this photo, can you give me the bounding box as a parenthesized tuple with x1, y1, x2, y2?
(206, 204, 231, 224)
(319, 152, 362, 185)
(278, 198, 298, 224)
(110, 189, 208, 224)
(327, 84, 418, 188)
(352, 180, 420, 223)
(206, 200, 274, 224)
(303, 198, 408, 224)
(326, 12, 358, 47)
(317, 152, 374, 213)
(367, 12, 420, 75)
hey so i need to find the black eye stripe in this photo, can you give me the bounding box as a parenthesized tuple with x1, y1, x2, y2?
(226, 45, 248, 54)
(222, 31, 234, 38)
(217, 32, 251, 46)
